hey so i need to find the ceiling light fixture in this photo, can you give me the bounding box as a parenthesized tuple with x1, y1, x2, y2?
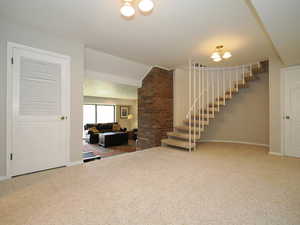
(222, 51, 232, 59)
(213, 57, 222, 62)
(120, 0, 135, 18)
(138, 0, 154, 13)
(211, 45, 232, 62)
(120, 0, 154, 18)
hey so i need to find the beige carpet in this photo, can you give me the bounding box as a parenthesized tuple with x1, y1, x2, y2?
(0, 143, 300, 225)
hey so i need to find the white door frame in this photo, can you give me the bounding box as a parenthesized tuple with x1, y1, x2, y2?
(280, 65, 300, 157)
(6, 42, 71, 178)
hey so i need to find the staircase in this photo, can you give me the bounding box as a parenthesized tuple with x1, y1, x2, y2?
(161, 61, 265, 151)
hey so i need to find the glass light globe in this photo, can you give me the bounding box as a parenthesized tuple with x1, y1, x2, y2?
(223, 51, 232, 59)
(211, 52, 221, 59)
(120, 2, 135, 17)
(138, 0, 154, 12)
(213, 57, 222, 62)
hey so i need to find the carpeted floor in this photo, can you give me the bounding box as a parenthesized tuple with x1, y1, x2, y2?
(1, 142, 300, 225)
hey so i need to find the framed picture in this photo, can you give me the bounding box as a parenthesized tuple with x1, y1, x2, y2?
(120, 106, 129, 118)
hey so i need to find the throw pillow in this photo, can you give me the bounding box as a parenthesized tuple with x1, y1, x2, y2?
(89, 127, 99, 133)
(112, 124, 121, 132)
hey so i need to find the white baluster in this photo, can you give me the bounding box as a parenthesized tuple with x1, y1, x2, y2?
(223, 69, 225, 105)
(217, 69, 220, 112)
(198, 65, 201, 138)
(236, 67, 239, 92)
(206, 69, 209, 123)
(193, 64, 196, 147)
(229, 69, 232, 98)
(202, 67, 204, 130)
(188, 60, 191, 152)
(212, 70, 215, 117)
(242, 65, 245, 85)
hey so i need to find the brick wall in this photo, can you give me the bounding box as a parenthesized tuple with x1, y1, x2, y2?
(138, 67, 173, 149)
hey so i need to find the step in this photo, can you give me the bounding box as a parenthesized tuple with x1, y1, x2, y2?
(191, 113, 215, 119)
(244, 71, 251, 77)
(190, 107, 219, 114)
(251, 63, 261, 73)
(216, 95, 232, 101)
(244, 75, 256, 82)
(192, 108, 219, 114)
(183, 119, 209, 126)
(234, 82, 249, 89)
(225, 88, 239, 95)
(235, 80, 246, 85)
(226, 88, 239, 94)
(167, 132, 197, 141)
(209, 100, 226, 107)
(161, 138, 196, 150)
(201, 107, 219, 113)
(175, 125, 205, 133)
(209, 103, 219, 108)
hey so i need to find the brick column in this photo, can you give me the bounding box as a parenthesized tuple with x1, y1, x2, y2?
(138, 67, 173, 149)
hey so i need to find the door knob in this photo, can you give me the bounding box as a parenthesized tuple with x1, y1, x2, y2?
(285, 116, 290, 120)
(60, 116, 65, 120)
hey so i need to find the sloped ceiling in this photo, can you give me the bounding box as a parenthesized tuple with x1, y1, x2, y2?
(0, 0, 275, 68)
(250, 0, 300, 66)
(85, 48, 150, 87)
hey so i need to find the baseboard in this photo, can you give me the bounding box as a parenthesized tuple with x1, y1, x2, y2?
(269, 152, 283, 156)
(199, 139, 270, 147)
(66, 160, 83, 167)
(0, 176, 10, 181)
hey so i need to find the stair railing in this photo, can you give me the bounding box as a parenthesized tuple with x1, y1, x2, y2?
(187, 61, 261, 152)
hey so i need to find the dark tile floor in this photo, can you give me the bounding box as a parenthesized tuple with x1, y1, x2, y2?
(83, 140, 140, 159)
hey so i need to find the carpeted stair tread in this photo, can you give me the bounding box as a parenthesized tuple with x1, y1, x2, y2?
(216, 94, 232, 101)
(175, 125, 204, 133)
(183, 119, 209, 126)
(191, 113, 215, 119)
(161, 138, 195, 149)
(167, 132, 195, 140)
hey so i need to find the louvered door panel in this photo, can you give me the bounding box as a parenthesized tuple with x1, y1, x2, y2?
(19, 57, 61, 116)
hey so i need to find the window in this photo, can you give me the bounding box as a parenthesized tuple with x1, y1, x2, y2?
(97, 105, 115, 123)
(83, 104, 116, 126)
(83, 105, 96, 125)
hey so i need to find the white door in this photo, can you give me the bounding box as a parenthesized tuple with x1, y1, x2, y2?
(9, 44, 70, 176)
(283, 66, 300, 158)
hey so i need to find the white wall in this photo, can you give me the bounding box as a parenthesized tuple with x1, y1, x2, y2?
(0, 20, 84, 176)
(173, 69, 189, 126)
(269, 56, 284, 154)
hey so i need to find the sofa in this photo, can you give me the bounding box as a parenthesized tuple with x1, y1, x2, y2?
(84, 123, 127, 145)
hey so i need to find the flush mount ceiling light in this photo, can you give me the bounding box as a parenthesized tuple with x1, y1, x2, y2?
(210, 45, 232, 62)
(120, 0, 135, 18)
(138, 0, 154, 12)
(120, 0, 154, 18)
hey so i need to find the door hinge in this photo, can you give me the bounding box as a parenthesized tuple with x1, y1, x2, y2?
(10, 153, 13, 161)
(11, 57, 14, 65)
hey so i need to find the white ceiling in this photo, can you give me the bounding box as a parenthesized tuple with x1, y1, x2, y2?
(0, 0, 276, 68)
(250, 0, 300, 66)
